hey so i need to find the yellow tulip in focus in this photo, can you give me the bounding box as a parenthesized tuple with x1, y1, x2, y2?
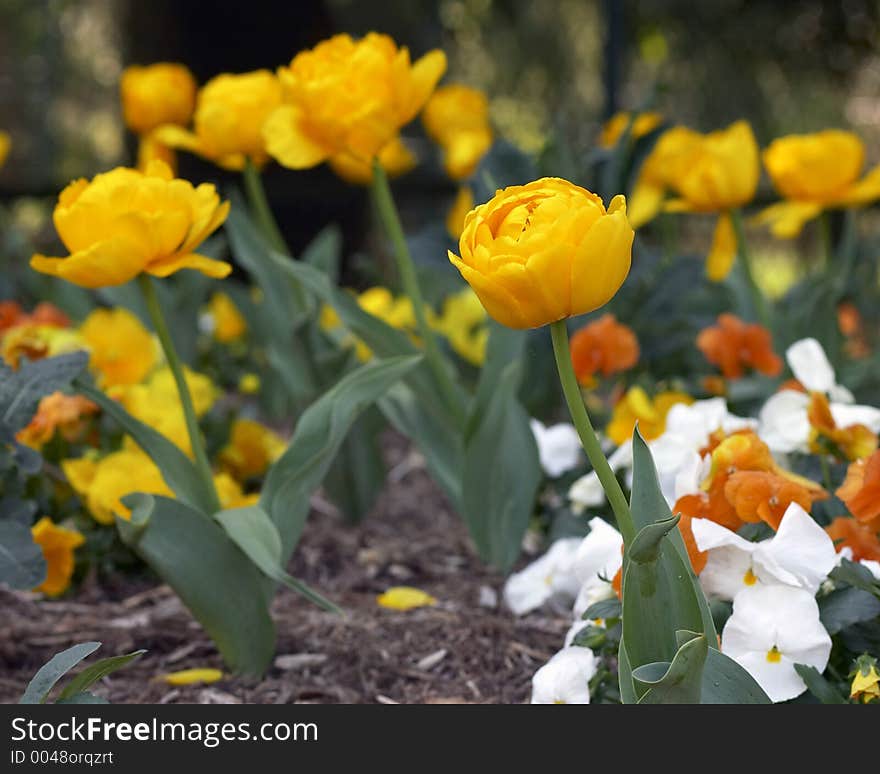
(756, 130, 880, 238)
(205, 292, 246, 343)
(79, 307, 157, 387)
(31, 517, 85, 597)
(445, 185, 474, 239)
(155, 71, 282, 170)
(263, 33, 446, 170)
(606, 386, 693, 445)
(599, 111, 663, 149)
(120, 63, 197, 136)
(0, 130, 10, 168)
(448, 177, 633, 329)
(219, 418, 286, 481)
(422, 84, 493, 180)
(30, 161, 230, 288)
(328, 136, 416, 185)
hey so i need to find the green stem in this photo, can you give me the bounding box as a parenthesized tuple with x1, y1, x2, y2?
(550, 321, 635, 544)
(371, 160, 465, 424)
(729, 208, 770, 328)
(820, 211, 834, 268)
(243, 159, 288, 255)
(138, 275, 220, 513)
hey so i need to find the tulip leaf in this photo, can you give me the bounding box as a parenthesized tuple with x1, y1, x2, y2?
(634, 630, 707, 704)
(628, 514, 680, 564)
(462, 360, 541, 571)
(793, 664, 848, 704)
(117, 494, 275, 676)
(56, 692, 109, 705)
(301, 224, 342, 277)
(56, 649, 146, 701)
(819, 587, 880, 635)
(214, 505, 340, 614)
(75, 378, 217, 515)
(20, 642, 101, 704)
(261, 354, 423, 561)
(699, 649, 771, 704)
(618, 642, 637, 704)
(0, 519, 47, 590)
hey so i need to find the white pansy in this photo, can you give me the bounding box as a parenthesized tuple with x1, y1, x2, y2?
(692, 503, 837, 601)
(530, 646, 597, 704)
(673, 450, 712, 500)
(721, 584, 832, 703)
(568, 442, 632, 511)
(530, 420, 583, 478)
(572, 517, 623, 617)
(786, 338, 836, 394)
(758, 390, 811, 454)
(503, 538, 581, 616)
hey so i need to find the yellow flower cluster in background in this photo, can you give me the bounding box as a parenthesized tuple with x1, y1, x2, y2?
(606, 386, 693, 444)
(204, 292, 247, 343)
(79, 307, 157, 387)
(30, 517, 84, 597)
(599, 110, 663, 149)
(0, 130, 9, 168)
(422, 84, 493, 181)
(219, 419, 286, 481)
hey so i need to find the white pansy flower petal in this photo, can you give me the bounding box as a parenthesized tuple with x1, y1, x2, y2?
(530, 420, 583, 478)
(530, 646, 597, 704)
(568, 442, 632, 511)
(692, 518, 758, 601)
(573, 518, 623, 585)
(752, 503, 837, 595)
(758, 390, 811, 453)
(573, 577, 615, 619)
(673, 451, 711, 500)
(503, 538, 581, 615)
(721, 584, 831, 703)
(828, 384, 854, 404)
(829, 402, 880, 434)
(786, 338, 836, 394)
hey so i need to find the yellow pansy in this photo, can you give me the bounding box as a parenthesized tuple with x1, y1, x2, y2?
(448, 177, 633, 329)
(422, 84, 493, 180)
(599, 111, 663, 149)
(431, 286, 488, 366)
(16, 392, 98, 449)
(756, 130, 880, 238)
(0, 130, 10, 168)
(79, 307, 157, 387)
(445, 185, 474, 240)
(218, 418, 286, 481)
(238, 373, 260, 394)
(31, 517, 85, 597)
(0, 324, 84, 369)
(155, 70, 281, 170)
(30, 161, 230, 288)
(120, 63, 197, 136)
(606, 386, 693, 445)
(205, 292, 246, 343)
(213, 472, 260, 509)
(263, 33, 446, 169)
(851, 657, 880, 703)
(328, 136, 416, 185)
(376, 586, 437, 610)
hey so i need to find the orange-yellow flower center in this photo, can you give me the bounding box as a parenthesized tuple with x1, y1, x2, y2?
(766, 646, 782, 664)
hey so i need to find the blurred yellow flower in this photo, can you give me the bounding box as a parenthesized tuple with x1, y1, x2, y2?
(16, 392, 97, 449)
(756, 130, 880, 238)
(120, 63, 197, 136)
(155, 70, 281, 170)
(599, 111, 663, 149)
(448, 177, 633, 329)
(0, 130, 10, 168)
(30, 161, 230, 288)
(606, 386, 693, 445)
(31, 517, 85, 597)
(219, 418, 286, 481)
(79, 307, 157, 387)
(205, 292, 246, 343)
(159, 668, 223, 686)
(213, 472, 260, 509)
(431, 286, 488, 366)
(0, 324, 83, 369)
(264, 33, 446, 169)
(851, 658, 880, 703)
(376, 586, 437, 610)
(445, 185, 473, 239)
(328, 136, 416, 185)
(135, 134, 178, 173)
(63, 449, 172, 525)
(238, 373, 261, 394)
(422, 84, 493, 180)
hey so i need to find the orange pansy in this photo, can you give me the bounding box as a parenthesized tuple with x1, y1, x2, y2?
(837, 451, 880, 528)
(724, 470, 825, 530)
(808, 391, 878, 461)
(696, 313, 782, 379)
(569, 313, 639, 386)
(826, 516, 880, 563)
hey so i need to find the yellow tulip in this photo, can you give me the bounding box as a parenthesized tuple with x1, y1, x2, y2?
(445, 185, 474, 239)
(599, 111, 663, 149)
(756, 130, 880, 238)
(263, 33, 446, 169)
(30, 161, 230, 288)
(31, 517, 85, 597)
(0, 130, 10, 168)
(606, 387, 693, 445)
(422, 84, 493, 180)
(79, 307, 157, 387)
(120, 63, 197, 135)
(448, 177, 633, 329)
(205, 292, 246, 343)
(155, 70, 281, 170)
(328, 136, 416, 185)
(219, 418, 286, 481)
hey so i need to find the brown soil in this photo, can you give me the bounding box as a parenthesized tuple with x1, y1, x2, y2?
(0, 439, 568, 704)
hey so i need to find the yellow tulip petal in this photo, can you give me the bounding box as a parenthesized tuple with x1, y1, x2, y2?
(570, 208, 633, 317)
(840, 163, 880, 206)
(707, 213, 737, 281)
(159, 668, 224, 686)
(376, 586, 437, 610)
(31, 236, 151, 289)
(263, 105, 332, 170)
(753, 200, 822, 239)
(147, 252, 232, 279)
(627, 181, 664, 229)
(152, 124, 203, 154)
(446, 186, 474, 240)
(448, 250, 529, 329)
(402, 49, 448, 124)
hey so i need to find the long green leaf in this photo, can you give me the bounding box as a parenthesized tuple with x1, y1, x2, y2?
(261, 355, 422, 561)
(635, 631, 708, 704)
(794, 664, 847, 704)
(56, 650, 146, 701)
(75, 378, 216, 515)
(20, 642, 101, 704)
(117, 494, 275, 676)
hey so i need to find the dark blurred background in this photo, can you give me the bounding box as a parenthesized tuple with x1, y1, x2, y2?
(1, 0, 879, 260)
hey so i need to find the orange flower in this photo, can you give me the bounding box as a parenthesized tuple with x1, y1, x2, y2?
(808, 391, 878, 461)
(569, 314, 639, 386)
(16, 392, 98, 449)
(837, 451, 880, 528)
(777, 378, 806, 393)
(0, 301, 69, 334)
(826, 517, 880, 563)
(724, 470, 825, 530)
(31, 517, 84, 597)
(702, 375, 727, 397)
(837, 302, 870, 359)
(696, 313, 782, 379)
(677, 511, 708, 574)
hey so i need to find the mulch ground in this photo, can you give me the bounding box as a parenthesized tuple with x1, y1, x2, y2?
(0, 438, 568, 704)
